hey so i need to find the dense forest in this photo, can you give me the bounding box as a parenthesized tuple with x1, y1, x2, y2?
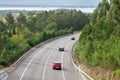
(75, 0, 120, 79)
(0, 9, 89, 68)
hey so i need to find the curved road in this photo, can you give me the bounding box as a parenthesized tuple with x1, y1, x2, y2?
(7, 33, 83, 80)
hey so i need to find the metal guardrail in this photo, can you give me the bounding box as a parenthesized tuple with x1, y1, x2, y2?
(71, 41, 94, 80)
(0, 34, 71, 80)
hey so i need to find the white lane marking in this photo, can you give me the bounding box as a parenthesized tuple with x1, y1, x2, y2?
(42, 39, 69, 80)
(19, 45, 49, 80)
(61, 51, 66, 80)
(61, 42, 74, 80)
(19, 36, 74, 80)
(42, 46, 56, 80)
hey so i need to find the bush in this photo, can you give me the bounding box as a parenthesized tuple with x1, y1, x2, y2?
(0, 34, 30, 66)
(116, 69, 120, 77)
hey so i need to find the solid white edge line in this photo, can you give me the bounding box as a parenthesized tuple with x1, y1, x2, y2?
(42, 49, 54, 80)
(72, 42, 94, 80)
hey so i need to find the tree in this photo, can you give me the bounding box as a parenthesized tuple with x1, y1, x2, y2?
(54, 14, 67, 30)
(5, 12, 15, 36)
(109, 0, 120, 22)
(35, 11, 49, 31)
(0, 20, 7, 46)
(16, 12, 27, 35)
(91, 0, 110, 24)
(26, 16, 37, 32)
(45, 22, 57, 31)
(91, 9, 98, 24)
(0, 20, 6, 54)
(0, 20, 6, 38)
(99, 0, 109, 18)
(16, 12, 27, 26)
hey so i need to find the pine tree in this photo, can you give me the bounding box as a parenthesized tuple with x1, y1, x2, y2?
(109, 0, 120, 23)
(5, 12, 15, 36)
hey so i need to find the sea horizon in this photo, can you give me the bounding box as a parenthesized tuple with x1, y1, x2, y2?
(0, 7, 95, 13)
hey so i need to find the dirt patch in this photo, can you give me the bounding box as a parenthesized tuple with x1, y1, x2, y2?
(79, 64, 120, 80)
(7, 67, 16, 74)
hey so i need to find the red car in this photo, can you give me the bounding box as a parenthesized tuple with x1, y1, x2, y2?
(52, 61, 62, 70)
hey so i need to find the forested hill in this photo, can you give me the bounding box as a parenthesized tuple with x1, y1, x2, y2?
(0, 10, 89, 68)
(75, 0, 120, 78)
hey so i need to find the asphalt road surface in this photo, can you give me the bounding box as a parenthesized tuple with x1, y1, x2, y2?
(7, 33, 83, 80)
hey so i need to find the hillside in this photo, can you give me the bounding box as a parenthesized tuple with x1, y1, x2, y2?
(75, 0, 120, 79)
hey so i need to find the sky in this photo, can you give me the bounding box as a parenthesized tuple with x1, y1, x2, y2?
(0, 0, 102, 7)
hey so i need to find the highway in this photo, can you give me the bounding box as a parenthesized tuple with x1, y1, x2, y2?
(7, 33, 83, 80)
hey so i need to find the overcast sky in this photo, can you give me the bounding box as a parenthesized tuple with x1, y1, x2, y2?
(0, 0, 102, 6)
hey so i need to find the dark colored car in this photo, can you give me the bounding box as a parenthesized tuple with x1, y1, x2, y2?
(59, 46, 64, 51)
(71, 37, 75, 40)
(52, 61, 62, 70)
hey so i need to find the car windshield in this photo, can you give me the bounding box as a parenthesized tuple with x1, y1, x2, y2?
(55, 63, 61, 65)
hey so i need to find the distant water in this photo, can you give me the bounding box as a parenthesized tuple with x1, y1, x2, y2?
(0, 7, 95, 13)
